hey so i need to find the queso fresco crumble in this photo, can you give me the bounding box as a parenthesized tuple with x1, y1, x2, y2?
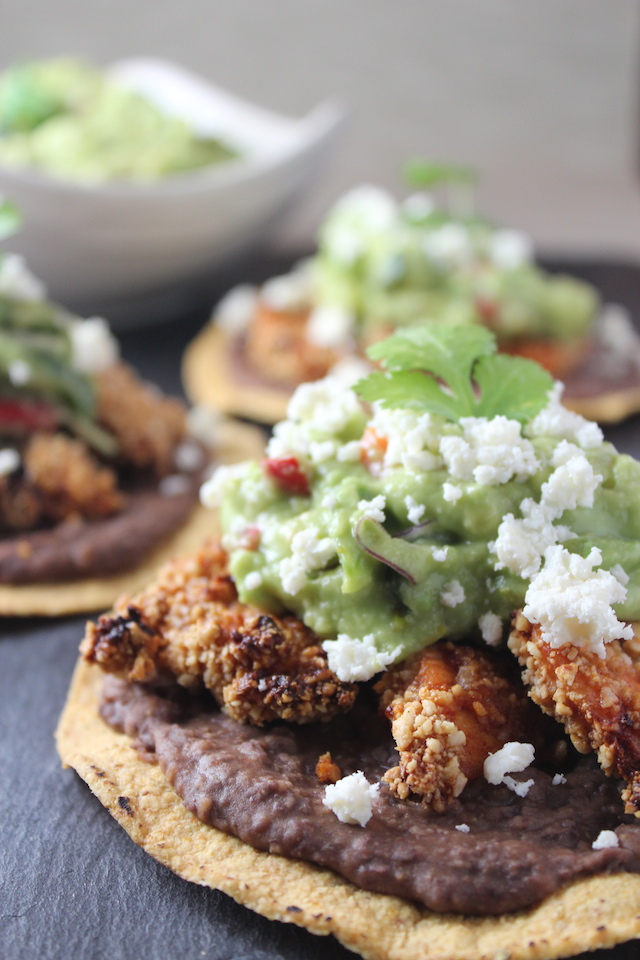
(202, 327, 640, 698)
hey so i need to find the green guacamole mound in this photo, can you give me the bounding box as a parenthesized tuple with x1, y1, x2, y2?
(0, 58, 238, 183)
(309, 186, 597, 343)
(212, 370, 640, 668)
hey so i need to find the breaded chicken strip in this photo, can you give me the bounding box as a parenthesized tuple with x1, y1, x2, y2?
(96, 363, 186, 476)
(0, 431, 122, 530)
(376, 640, 542, 812)
(509, 612, 640, 816)
(81, 542, 357, 726)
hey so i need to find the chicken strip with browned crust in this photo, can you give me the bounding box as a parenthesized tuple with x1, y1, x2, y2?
(509, 612, 640, 816)
(376, 640, 544, 812)
(96, 363, 186, 476)
(81, 542, 357, 726)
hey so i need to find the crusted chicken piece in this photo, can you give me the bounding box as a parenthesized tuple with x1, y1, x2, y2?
(0, 431, 123, 530)
(509, 612, 640, 816)
(96, 362, 186, 476)
(81, 542, 357, 726)
(376, 640, 539, 812)
(244, 302, 340, 387)
(315, 751, 342, 784)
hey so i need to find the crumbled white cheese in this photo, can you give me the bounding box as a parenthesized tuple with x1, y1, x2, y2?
(279, 527, 335, 596)
(596, 303, 640, 376)
(423, 223, 472, 268)
(440, 580, 465, 608)
(484, 741, 535, 797)
(357, 495, 386, 524)
(159, 474, 191, 497)
(439, 416, 539, 486)
(0, 448, 20, 477)
(323, 633, 401, 682)
(522, 545, 634, 657)
(336, 440, 361, 462)
(541, 441, 602, 515)
(214, 284, 259, 333)
(261, 269, 312, 311)
(306, 305, 355, 349)
(70, 316, 119, 374)
(200, 463, 245, 509)
(490, 230, 533, 270)
(244, 571, 263, 591)
(491, 510, 558, 580)
(455, 823, 471, 833)
(592, 830, 619, 850)
(0, 253, 47, 301)
(611, 564, 629, 587)
(323, 771, 380, 826)
(404, 495, 425, 525)
(329, 355, 373, 387)
(525, 383, 603, 449)
(8, 359, 31, 386)
(286, 376, 362, 436)
(186, 405, 221, 448)
(173, 440, 205, 473)
(479, 612, 503, 646)
(552, 773, 567, 786)
(442, 483, 462, 503)
(401, 192, 435, 221)
(432, 546, 448, 562)
(370, 407, 442, 475)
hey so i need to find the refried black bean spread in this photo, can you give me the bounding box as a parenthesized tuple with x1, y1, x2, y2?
(100, 677, 640, 916)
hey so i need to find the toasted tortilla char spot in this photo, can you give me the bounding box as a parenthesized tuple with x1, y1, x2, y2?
(57, 657, 640, 960)
(0, 420, 265, 616)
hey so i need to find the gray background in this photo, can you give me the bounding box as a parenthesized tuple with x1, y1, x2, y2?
(1, 0, 640, 257)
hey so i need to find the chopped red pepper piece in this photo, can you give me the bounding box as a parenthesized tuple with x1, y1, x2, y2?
(0, 397, 59, 434)
(263, 456, 310, 496)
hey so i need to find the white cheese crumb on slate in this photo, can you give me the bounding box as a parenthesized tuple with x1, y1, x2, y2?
(484, 741, 535, 798)
(523, 545, 634, 657)
(323, 634, 401, 682)
(441, 580, 465, 608)
(443, 482, 462, 503)
(357, 495, 386, 524)
(244, 571, 263, 591)
(404, 495, 425, 524)
(214, 284, 258, 333)
(0, 448, 20, 477)
(70, 316, 120, 374)
(552, 773, 567, 786)
(479, 612, 503, 646)
(455, 823, 471, 833)
(592, 830, 619, 850)
(323, 771, 380, 826)
(159, 474, 191, 498)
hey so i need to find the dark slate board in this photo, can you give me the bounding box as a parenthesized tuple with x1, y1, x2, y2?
(2, 256, 640, 960)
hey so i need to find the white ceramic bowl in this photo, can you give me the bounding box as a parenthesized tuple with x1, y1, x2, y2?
(0, 58, 344, 325)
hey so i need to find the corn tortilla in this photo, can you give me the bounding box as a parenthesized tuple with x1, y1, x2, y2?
(183, 323, 640, 427)
(57, 656, 640, 960)
(0, 420, 265, 616)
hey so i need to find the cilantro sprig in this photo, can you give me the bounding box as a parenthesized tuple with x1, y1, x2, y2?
(355, 323, 554, 424)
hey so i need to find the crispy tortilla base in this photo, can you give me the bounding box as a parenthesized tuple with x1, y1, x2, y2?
(183, 323, 640, 427)
(58, 658, 640, 960)
(0, 420, 265, 616)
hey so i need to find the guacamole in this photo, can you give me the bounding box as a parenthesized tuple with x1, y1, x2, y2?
(0, 58, 238, 183)
(203, 325, 640, 676)
(308, 186, 597, 343)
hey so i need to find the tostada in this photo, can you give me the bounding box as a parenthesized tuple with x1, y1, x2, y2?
(61, 323, 640, 959)
(184, 167, 640, 425)
(0, 248, 264, 615)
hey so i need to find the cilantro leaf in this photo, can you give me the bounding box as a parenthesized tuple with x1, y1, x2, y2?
(404, 160, 477, 190)
(355, 322, 554, 424)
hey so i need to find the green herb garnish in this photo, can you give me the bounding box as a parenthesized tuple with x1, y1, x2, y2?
(0, 197, 21, 241)
(355, 323, 554, 424)
(404, 160, 477, 190)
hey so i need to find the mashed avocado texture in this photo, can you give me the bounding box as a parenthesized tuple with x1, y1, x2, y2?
(308, 185, 597, 344)
(204, 325, 640, 679)
(0, 58, 237, 182)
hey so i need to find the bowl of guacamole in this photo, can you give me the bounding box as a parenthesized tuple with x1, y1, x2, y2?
(0, 57, 344, 324)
